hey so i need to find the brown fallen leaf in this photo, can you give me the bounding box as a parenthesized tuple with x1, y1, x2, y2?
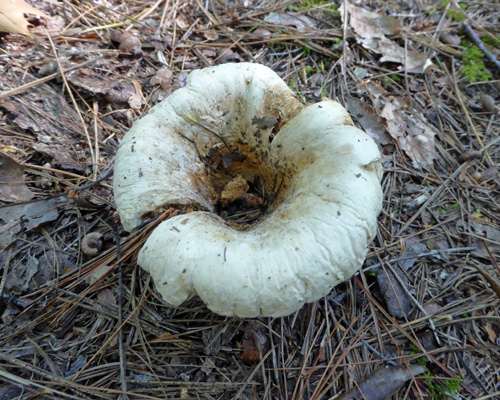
(0, 152, 34, 202)
(0, 67, 89, 172)
(97, 288, 118, 308)
(150, 67, 174, 90)
(241, 322, 269, 364)
(336, 364, 426, 400)
(0, 0, 49, 35)
(345, 96, 391, 145)
(104, 80, 137, 105)
(128, 79, 145, 110)
(377, 266, 412, 319)
(381, 100, 437, 171)
(0, 197, 61, 252)
(264, 12, 318, 32)
(341, 1, 431, 73)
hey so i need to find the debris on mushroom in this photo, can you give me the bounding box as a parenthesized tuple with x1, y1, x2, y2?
(220, 174, 249, 207)
(113, 63, 383, 317)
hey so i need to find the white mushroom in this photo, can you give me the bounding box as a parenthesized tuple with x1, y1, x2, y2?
(114, 63, 383, 318)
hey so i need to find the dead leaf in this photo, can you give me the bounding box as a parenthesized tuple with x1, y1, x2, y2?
(264, 12, 317, 32)
(150, 67, 173, 90)
(241, 322, 269, 364)
(341, 2, 430, 73)
(217, 48, 243, 64)
(0, 0, 49, 35)
(336, 364, 426, 400)
(4, 254, 39, 292)
(485, 323, 498, 343)
(87, 265, 114, 285)
(0, 197, 61, 252)
(0, 152, 34, 202)
(404, 115, 437, 170)
(468, 222, 500, 260)
(128, 80, 145, 110)
(0, 67, 89, 172)
(342, 1, 401, 37)
(381, 100, 437, 171)
(104, 80, 137, 105)
(345, 96, 391, 145)
(470, 264, 500, 300)
(97, 288, 117, 308)
(377, 266, 412, 319)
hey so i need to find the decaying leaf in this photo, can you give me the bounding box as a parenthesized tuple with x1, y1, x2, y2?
(0, 197, 61, 252)
(0, 0, 49, 35)
(377, 266, 413, 319)
(128, 79, 145, 110)
(97, 288, 118, 308)
(4, 254, 39, 293)
(0, 153, 34, 202)
(241, 322, 269, 364)
(150, 67, 174, 90)
(345, 96, 391, 145)
(341, 1, 431, 73)
(103, 79, 145, 109)
(381, 100, 437, 171)
(0, 67, 89, 172)
(336, 364, 426, 400)
(264, 12, 317, 32)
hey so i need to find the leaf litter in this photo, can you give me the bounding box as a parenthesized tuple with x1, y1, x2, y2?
(0, 0, 499, 399)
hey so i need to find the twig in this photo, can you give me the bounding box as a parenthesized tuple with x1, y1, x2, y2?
(463, 22, 500, 72)
(76, 167, 114, 193)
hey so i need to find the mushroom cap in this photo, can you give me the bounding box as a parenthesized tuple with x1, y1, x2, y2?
(114, 63, 383, 318)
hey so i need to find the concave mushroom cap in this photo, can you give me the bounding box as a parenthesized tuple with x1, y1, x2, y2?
(114, 63, 383, 318)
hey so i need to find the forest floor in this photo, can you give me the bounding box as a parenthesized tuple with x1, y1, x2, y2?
(0, 0, 499, 399)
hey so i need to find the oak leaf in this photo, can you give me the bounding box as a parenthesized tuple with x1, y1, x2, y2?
(0, 0, 49, 35)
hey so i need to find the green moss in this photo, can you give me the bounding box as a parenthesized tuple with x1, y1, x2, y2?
(408, 344, 462, 399)
(462, 46, 491, 83)
(446, 8, 465, 21)
(290, 0, 338, 11)
(289, 0, 340, 17)
(481, 35, 500, 47)
(427, 375, 462, 400)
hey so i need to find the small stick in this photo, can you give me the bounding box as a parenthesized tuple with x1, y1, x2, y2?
(462, 22, 500, 71)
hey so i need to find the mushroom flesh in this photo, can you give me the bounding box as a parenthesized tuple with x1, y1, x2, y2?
(114, 63, 383, 317)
